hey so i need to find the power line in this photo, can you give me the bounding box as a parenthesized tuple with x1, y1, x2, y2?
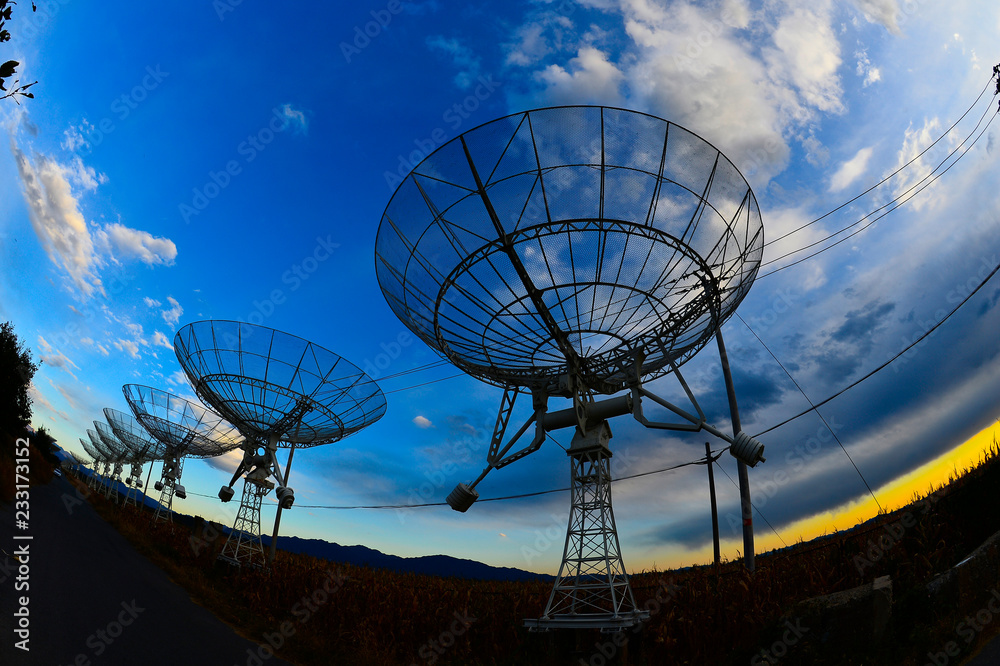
(753, 255, 1000, 438)
(189, 449, 727, 510)
(759, 101, 999, 278)
(716, 462, 788, 548)
(763, 71, 998, 251)
(736, 313, 884, 515)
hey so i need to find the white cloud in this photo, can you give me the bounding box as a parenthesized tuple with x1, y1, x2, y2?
(28, 383, 69, 421)
(534, 46, 624, 105)
(151, 331, 173, 350)
(143, 296, 161, 308)
(851, 0, 901, 35)
(61, 120, 95, 152)
(37, 335, 80, 379)
(890, 117, 945, 210)
(96, 344, 110, 357)
(504, 14, 573, 66)
(855, 48, 882, 87)
(413, 415, 434, 429)
(102, 223, 177, 266)
(11, 143, 178, 299)
(767, 5, 844, 115)
(427, 35, 483, 89)
(830, 146, 875, 192)
(12, 143, 104, 297)
(277, 104, 309, 135)
(161, 296, 183, 327)
(166, 369, 189, 387)
(802, 135, 831, 167)
(113, 338, 140, 359)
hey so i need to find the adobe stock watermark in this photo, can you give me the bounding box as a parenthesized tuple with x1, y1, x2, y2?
(924, 588, 1000, 666)
(236, 568, 349, 666)
(395, 419, 490, 525)
(361, 330, 415, 382)
(853, 493, 938, 575)
(68, 65, 170, 156)
(179, 106, 302, 224)
(56, 599, 146, 663)
(578, 577, 680, 666)
(741, 289, 798, 335)
(725, 417, 845, 534)
(213, 0, 251, 21)
(383, 74, 503, 191)
(18, 0, 72, 39)
(750, 618, 810, 665)
(672, 7, 751, 80)
(893, 254, 996, 372)
(340, 0, 405, 63)
(232, 235, 341, 327)
(409, 611, 477, 666)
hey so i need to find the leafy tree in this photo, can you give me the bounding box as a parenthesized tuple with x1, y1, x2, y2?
(34, 424, 59, 465)
(0, 320, 38, 436)
(0, 1, 36, 103)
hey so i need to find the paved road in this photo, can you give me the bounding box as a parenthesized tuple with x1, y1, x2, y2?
(0, 474, 291, 666)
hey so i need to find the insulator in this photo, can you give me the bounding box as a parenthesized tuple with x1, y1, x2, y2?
(447, 483, 479, 512)
(277, 485, 295, 509)
(730, 431, 766, 467)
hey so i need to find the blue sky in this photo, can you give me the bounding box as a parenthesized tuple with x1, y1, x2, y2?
(3, 0, 1000, 573)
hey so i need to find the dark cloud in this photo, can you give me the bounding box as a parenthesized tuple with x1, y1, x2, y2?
(976, 288, 1000, 317)
(804, 299, 896, 385)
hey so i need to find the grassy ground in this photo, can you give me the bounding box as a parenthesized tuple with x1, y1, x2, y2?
(61, 440, 1000, 665)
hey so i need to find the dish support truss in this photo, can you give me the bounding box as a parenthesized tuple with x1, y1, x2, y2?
(449, 339, 766, 631)
(123, 462, 145, 508)
(105, 461, 124, 502)
(218, 476, 273, 569)
(153, 455, 185, 524)
(217, 427, 300, 567)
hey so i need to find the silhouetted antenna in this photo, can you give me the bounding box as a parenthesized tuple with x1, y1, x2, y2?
(93, 422, 131, 503)
(123, 385, 244, 524)
(173, 321, 386, 568)
(105, 407, 164, 509)
(377, 105, 767, 631)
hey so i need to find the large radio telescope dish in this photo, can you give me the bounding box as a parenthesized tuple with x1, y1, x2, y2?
(80, 437, 102, 463)
(173, 320, 387, 447)
(122, 385, 244, 457)
(93, 423, 129, 462)
(105, 407, 164, 462)
(376, 105, 763, 395)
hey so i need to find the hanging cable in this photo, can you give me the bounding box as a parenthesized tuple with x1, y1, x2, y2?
(736, 313, 884, 514)
(760, 103, 999, 277)
(716, 463, 788, 548)
(189, 449, 724, 510)
(753, 256, 1000, 438)
(764, 71, 998, 250)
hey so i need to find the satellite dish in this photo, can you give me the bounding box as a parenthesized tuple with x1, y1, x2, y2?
(123, 384, 244, 524)
(105, 407, 164, 509)
(93, 423, 131, 503)
(173, 320, 387, 567)
(376, 106, 766, 630)
(79, 437, 106, 492)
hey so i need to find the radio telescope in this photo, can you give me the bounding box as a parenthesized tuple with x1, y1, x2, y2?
(376, 106, 767, 630)
(123, 384, 244, 524)
(79, 437, 106, 491)
(93, 424, 131, 503)
(173, 320, 387, 567)
(105, 407, 164, 509)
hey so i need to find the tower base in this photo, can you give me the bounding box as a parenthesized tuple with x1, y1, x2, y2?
(528, 421, 649, 631)
(218, 478, 272, 568)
